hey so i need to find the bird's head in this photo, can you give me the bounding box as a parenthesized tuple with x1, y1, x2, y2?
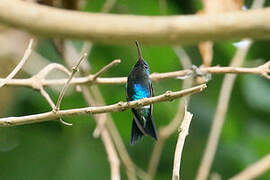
(133, 41, 150, 74)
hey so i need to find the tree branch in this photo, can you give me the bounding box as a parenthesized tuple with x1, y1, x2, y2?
(92, 59, 121, 81)
(229, 153, 270, 180)
(1, 61, 269, 88)
(0, 38, 34, 88)
(0, 0, 270, 45)
(200, 62, 270, 79)
(172, 106, 193, 180)
(0, 84, 206, 127)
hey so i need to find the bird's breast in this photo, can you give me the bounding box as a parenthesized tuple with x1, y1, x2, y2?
(132, 83, 150, 101)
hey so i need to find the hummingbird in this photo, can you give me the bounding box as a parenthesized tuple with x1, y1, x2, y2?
(126, 41, 158, 145)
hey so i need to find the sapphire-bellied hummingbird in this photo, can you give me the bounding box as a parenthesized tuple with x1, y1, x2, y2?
(126, 41, 158, 145)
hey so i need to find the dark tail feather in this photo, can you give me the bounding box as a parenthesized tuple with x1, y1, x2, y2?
(131, 119, 143, 145)
(145, 115, 158, 140)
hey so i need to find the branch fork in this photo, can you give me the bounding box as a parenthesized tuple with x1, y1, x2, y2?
(53, 53, 87, 126)
(258, 61, 270, 79)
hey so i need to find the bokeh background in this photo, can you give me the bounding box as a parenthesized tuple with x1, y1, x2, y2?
(0, 0, 270, 179)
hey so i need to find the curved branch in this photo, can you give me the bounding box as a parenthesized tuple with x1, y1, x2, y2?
(0, 38, 34, 88)
(0, 0, 270, 45)
(0, 84, 206, 127)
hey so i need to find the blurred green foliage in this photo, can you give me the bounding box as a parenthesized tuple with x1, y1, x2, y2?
(1, 0, 270, 179)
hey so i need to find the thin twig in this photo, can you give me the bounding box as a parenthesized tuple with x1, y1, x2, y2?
(0, 84, 206, 127)
(229, 153, 270, 180)
(1, 61, 269, 88)
(92, 59, 121, 80)
(54, 53, 87, 111)
(172, 105, 193, 180)
(200, 63, 270, 77)
(0, 38, 34, 88)
(53, 53, 87, 126)
(40, 87, 55, 109)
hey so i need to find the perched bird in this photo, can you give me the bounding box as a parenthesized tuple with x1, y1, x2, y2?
(126, 41, 158, 145)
